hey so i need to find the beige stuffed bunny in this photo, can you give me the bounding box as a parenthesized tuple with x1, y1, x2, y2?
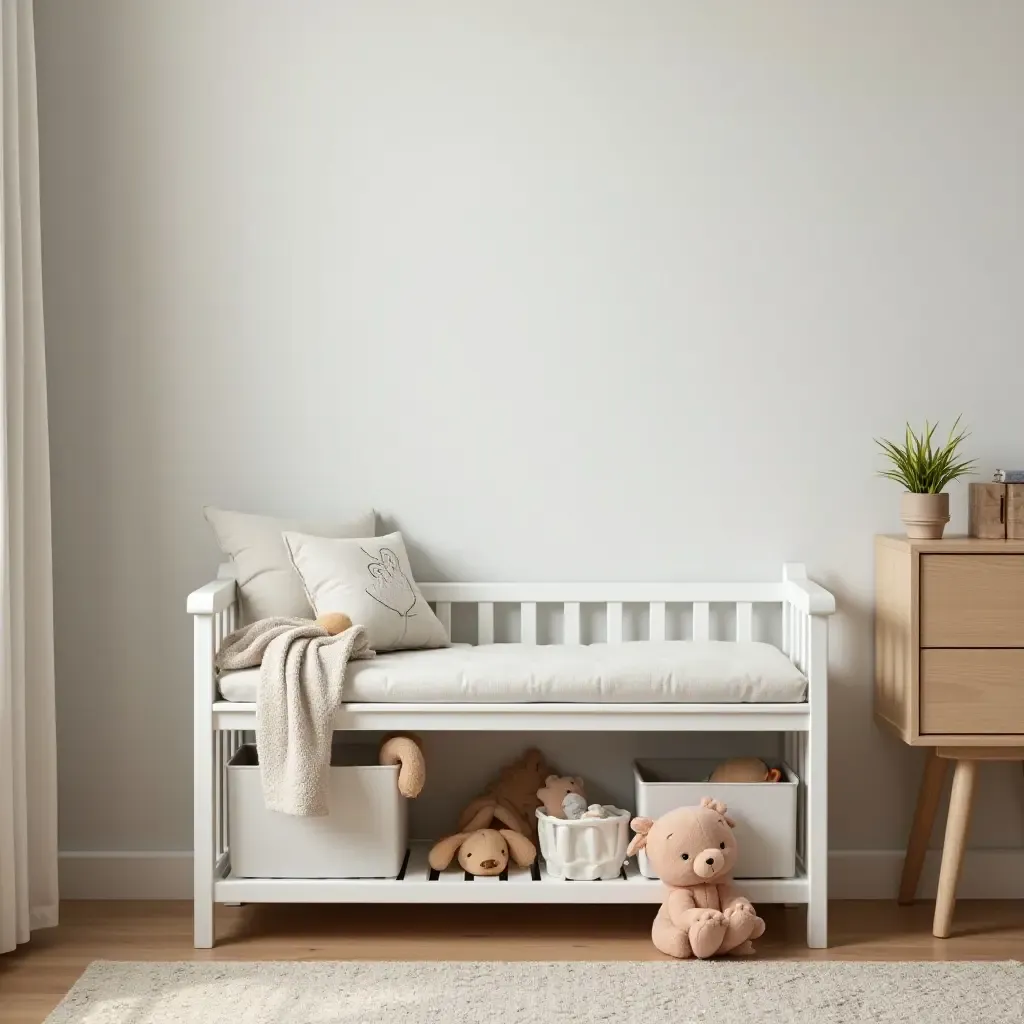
(456, 748, 551, 840)
(428, 828, 536, 876)
(434, 748, 549, 876)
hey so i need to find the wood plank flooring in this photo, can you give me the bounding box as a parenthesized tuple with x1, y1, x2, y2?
(2, 900, 1022, 1024)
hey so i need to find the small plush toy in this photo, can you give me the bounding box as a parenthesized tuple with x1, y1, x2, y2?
(428, 828, 537, 876)
(562, 792, 588, 819)
(708, 758, 782, 784)
(561, 797, 617, 820)
(628, 798, 765, 959)
(316, 611, 353, 635)
(458, 748, 552, 841)
(536, 774, 586, 818)
(377, 734, 426, 798)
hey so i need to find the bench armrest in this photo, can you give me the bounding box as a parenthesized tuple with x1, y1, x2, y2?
(784, 577, 836, 615)
(782, 564, 836, 615)
(186, 578, 237, 615)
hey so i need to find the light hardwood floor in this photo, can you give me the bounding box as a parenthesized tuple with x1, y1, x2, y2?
(2, 901, 1023, 1024)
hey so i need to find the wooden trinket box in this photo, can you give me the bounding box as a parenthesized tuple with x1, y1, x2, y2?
(968, 482, 1024, 539)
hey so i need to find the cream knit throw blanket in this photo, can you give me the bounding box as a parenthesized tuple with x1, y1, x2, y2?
(215, 618, 374, 816)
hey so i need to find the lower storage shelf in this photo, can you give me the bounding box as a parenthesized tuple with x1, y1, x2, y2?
(214, 843, 809, 905)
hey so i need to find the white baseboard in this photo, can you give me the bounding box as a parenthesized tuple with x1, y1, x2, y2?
(60, 849, 1024, 901)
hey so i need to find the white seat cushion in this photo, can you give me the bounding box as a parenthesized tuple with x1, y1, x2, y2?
(217, 640, 807, 704)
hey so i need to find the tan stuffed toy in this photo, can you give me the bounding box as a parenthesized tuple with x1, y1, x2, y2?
(457, 747, 551, 841)
(428, 828, 537, 876)
(377, 734, 426, 798)
(536, 775, 586, 818)
(429, 748, 550, 876)
(628, 798, 765, 959)
(708, 757, 782, 784)
(316, 611, 353, 635)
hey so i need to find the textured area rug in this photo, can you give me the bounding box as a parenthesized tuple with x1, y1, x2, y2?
(46, 960, 1024, 1023)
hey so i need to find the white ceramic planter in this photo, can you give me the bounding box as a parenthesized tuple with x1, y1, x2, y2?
(535, 807, 631, 881)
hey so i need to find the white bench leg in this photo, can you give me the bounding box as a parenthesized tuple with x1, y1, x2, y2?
(194, 725, 216, 948)
(807, 879, 827, 949)
(805, 742, 828, 947)
(805, 617, 828, 949)
(194, 884, 215, 949)
(194, 615, 217, 949)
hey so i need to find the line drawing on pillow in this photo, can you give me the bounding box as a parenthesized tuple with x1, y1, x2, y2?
(362, 546, 417, 642)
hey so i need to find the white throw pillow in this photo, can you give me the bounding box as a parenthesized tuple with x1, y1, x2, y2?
(283, 530, 449, 652)
(204, 506, 376, 622)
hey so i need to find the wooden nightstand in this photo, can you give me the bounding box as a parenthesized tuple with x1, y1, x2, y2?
(874, 535, 1024, 937)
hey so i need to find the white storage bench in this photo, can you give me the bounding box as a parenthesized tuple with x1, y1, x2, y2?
(189, 564, 834, 949)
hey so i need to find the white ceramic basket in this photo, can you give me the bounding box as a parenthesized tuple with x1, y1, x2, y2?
(535, 807, 631, 881)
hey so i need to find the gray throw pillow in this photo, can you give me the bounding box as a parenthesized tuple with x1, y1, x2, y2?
(203, 506, 376, 622)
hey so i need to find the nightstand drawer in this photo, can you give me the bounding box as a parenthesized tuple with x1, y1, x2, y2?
(920, 555, 1024, 647)
(920, 649, 1024, 734)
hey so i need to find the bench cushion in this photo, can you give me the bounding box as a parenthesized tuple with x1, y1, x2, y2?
(216, 640, 807, 704)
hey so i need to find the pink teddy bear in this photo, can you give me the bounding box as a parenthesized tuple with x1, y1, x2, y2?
(627, 798, 766, 959)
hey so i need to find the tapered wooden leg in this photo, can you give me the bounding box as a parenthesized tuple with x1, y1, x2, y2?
(933, 759, 977, 939)
(897, 750, 948, 905)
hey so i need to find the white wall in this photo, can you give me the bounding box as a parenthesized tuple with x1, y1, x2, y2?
(35, 1, 1024, 886)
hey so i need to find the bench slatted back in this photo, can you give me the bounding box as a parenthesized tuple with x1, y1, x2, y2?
(417, 582, 787, 646)
(209, 566, 791, 647)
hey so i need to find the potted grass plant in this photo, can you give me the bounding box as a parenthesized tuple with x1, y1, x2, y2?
(875, 417, 976, 539)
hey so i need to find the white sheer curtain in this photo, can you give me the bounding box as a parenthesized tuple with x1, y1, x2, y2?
(0, 0, 58, 954)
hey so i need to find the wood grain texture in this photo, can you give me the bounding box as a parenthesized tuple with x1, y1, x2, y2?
(898, 751, 949, 905)
(933, 760, 978, 938)
(873, 535, 1024, 940)
(1008, 485, 1024, 541)
(876, 534, 1024, 554)
(920, 554, 1024, 648)
(3, 901, 1024, 1024)
(920, 649, 1024, 734)
(968, 483, 1006, 539)
(936, 746, 1024, 760)
(874, 537, 916, 741)
(904, 733, 1024, 748)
